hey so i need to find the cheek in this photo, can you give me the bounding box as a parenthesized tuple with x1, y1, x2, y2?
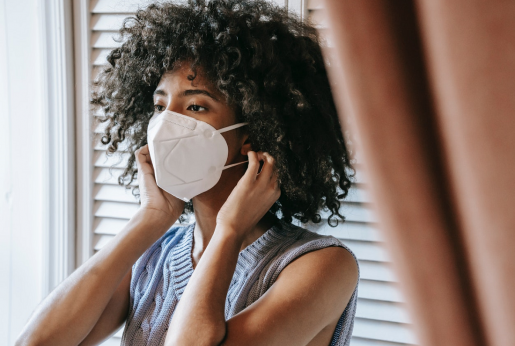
(223, 132, 242, 156)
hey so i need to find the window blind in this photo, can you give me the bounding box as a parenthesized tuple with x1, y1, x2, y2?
(90, 2, 172, 344)
(85, 0, 417, 345)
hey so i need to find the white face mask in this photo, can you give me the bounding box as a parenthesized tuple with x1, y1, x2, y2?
(147, 110, 249, 202)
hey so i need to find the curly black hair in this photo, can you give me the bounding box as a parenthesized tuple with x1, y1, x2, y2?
(91, 0, 356, 227)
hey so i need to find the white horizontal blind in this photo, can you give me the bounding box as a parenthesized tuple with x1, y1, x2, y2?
(304, 0, 418, 345)
(90, 1, 177, 345)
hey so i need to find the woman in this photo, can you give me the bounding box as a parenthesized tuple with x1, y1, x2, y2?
(16, 0, 359, 345)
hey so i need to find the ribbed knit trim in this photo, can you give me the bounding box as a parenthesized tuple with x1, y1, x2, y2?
(169, 219, 294, 300)
(234, 219, 297, 280)
(170, 223, 195, 300)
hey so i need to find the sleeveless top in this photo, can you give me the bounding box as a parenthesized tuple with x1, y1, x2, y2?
(120, 219, 360, 346)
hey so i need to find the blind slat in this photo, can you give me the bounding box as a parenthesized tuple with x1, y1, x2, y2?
(356, 299, 411, 324)
(318, 202, 376, 223)
(94, 151, 130, 169)
(307, 220, 382, 242)
(340, 239, 389, 262)
(94, 167, 133, 185)
(359, 261, 396, 282)
(94, 134, 131, 152)
(353, 318, 417, 344)
(91, 13, 129, 31)
(358, 280, 403, 303)
(347, 185, 370, 203)
(92, 0, 153, 14)
(92, 48, 110, 66)
(94, 184, 139, 204)
(91, 31, 121, 49)
(94, 200, 138, 219)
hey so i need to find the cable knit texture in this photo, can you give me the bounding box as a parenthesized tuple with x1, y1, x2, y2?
(120, 219, 360, 345)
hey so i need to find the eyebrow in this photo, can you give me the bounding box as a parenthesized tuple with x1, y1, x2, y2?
(153, 88, 220, 102)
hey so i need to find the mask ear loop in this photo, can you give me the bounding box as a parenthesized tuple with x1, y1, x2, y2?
(218, 122, 250, 170)
(222, 160, 248, 170)
(216, 122, 248, 134)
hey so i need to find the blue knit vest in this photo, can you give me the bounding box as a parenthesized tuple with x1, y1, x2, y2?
(121, 219, 360, 345)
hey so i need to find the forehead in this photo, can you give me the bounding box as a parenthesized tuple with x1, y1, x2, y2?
(155, 63, 222, 97)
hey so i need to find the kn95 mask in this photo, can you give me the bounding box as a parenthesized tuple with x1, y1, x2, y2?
(147, 110, 249, 202)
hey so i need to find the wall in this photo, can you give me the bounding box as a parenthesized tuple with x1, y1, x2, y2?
(0, 0, 45, 344)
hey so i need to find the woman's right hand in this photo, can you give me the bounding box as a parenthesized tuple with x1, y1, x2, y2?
(135, 144, 185, 226)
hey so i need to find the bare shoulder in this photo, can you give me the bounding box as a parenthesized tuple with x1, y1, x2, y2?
(279, 243, 359, 285)
(222, 238, 359, 346)
(277, 243, 359, 316)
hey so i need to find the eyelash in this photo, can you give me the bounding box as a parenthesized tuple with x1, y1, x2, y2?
(153, 104, 208, 112)
(188, 104, 208, 112)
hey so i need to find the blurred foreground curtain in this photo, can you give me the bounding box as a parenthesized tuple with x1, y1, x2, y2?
(321, 1, 515, 346)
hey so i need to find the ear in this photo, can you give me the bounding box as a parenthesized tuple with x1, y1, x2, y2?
(240, 133, 253, 155)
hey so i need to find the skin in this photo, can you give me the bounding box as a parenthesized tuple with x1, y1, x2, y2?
(14, 63, 358, 346)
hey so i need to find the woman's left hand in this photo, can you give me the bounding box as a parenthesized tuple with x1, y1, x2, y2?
(216, 151, 281, 237)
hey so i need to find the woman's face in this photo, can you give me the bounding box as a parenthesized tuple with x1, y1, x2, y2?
(152, 62, 251, 196)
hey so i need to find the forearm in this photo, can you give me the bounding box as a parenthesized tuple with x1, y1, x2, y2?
(16, 208, 177, 346)
(166, 225, 243, 346)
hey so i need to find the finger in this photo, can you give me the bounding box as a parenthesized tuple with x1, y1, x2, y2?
(135, 145, 155, 175)
(141, 143, 152, 160)
(142, 145, 155, 171)
(258, 152, 275, 181)
(253, 151, 265, 174)
(135, 147, 142, 170)
(245, 151, 260, 180)
(135, 148, 144, 186)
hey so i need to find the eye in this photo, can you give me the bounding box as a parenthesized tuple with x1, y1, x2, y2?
(187, 103, 208, 112)
(154, 104, 165, 112)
